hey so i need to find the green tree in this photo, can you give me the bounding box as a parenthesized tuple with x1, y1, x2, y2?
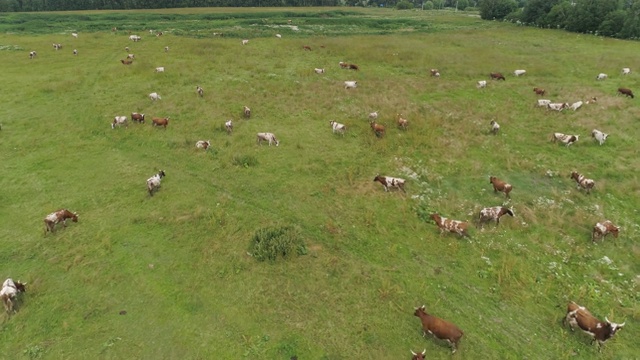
(544, 1, 571, 28)
(424, 0, 433, 9)
(479, 0, 517, 20)
(521, 0, 560, 25)
(598, 9, 626, 37)
(566, 0, 619, 33)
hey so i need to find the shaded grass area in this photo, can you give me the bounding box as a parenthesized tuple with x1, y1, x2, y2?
(0, 9, 638, 360)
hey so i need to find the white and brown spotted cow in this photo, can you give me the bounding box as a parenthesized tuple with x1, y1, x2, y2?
(373, 175, 406, 193)
(430, 213, 469, 237)
(570, 171, 595, 194)
(477, 206, 515, 228)
(592, 220, 619, 242)
(552, 133, 579, 147)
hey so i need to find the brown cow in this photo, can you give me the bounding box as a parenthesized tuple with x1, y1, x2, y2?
(131, 112, 145, 123)
(152, 117, 169, 128)
(592, 220, 619, 242)
(302, 45, 312, 51)
(348, 63, 359, 71)
(490, 72, 505, 81)
(563, 301, 625, 350)
(430, 213, 470, 237)
(410, 349, 426, 360)
(120, 59, 133, 65)
(414, 305, 464, 354)
(397, 114, 408, 130)
(489, 176, 512, 198)
(533, 87, 546, 96)
(570, 171, 594, 194)
(370, 121, 385, 137)
(44, 209, 78, 234)
(618, 87, 634, 98)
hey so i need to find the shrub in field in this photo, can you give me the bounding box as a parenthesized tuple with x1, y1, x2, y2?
(249, 225, 307, 262)
(232, 154, 258, 168)
(396, 1, 414, 10)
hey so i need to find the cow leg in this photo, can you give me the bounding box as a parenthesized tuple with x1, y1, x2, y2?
(399, 184, 406, 193)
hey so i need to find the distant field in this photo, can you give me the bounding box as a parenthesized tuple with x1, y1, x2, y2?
(0, 7, 638, 360)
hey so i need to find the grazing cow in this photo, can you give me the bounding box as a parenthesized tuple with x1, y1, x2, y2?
(164, 46, 169, 52)
(533, 87, 546, 96)
(551, 132, 579, 147)
(129, 35, 141, 42)
(513, 69, 526, 76)
(111, 115, 127, 129)
(570, 171, 595, 194)
(397, 114, 408, 130)
(121, 59, 133, 65)
(596, 73, 607, 80)
(430, 68, 440, 77)
(490, 120, 500, 135)
(149, 92, 161, 101)
(72, 32, 78, 38)
(617, 87, 634, 98)
(0, 279, 27, 314)
(344, 81, 358, 89)
(592, 220, 620, 242)
(44, 209, 78, 234)
(156, 31, 163, 37)
(275, 34, 282, 38)
(155, 67, 165, 73)
(302, 45, 312, 51)
(127, 54, 135, 59)
(537, 99, 551, 107)
(570, 101, 583, 111)
(370, 121, 385, 137)
(348, 64, 359, 71)
(125, 46, 129, 52)
(73, 49, 77, 56)
(152, 117, 169, 128)
(478, 206, 514, 228)
(430, 213, 470, 237)
(547, 102, 569, 111)
(490, 72, 505, 81)
(373, 175, 406, 193)
(243, 106, 251, 118)
(53, 43, 62, 50)
(147, 170, 166, 196)
(131, 112, 145, 123)
(368, 111, 378, 120)
(477, 80, 487, 88)
(339, 61, 349, 69)
(410, 349, 426, 360)
(195, 140, 211, 150)
(314, 68, 325, 74)
(591, 129, 608, 145)
(256, 132, 279, 146)
(563, 301, 625, 349)
(225, 120, 233, 134)
(586, 96, 598, 104)
(329, 120, 346, 135)
(414, 305, 464, 354)
(196, 85, 204, 97)
(489, 176, 512, 198)
(242, 39, 249, 45)
(29, 51, 37, 59)
(622, 67, 631, 75)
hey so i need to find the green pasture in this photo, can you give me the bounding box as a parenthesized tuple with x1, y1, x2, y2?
(0, 7, 638, 360)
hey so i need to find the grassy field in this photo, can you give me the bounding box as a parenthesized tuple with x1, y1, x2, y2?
(0, 7, 638, 360)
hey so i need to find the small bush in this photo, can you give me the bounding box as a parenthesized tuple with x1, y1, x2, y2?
(249, 225, 307, 262)
(396, 1, 414, 10)
(232, 154, 258, 168)
(424, 1, 434, 10)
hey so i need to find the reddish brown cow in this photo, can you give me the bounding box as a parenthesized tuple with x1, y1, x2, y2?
(410, 349, 426, 360)
(348, 63, 359, 71)
(44, 209, 78, 234)
(397, 114, 408, 130)
(302, 45, 312, 51)
(370, 121, 385, 137)
(430, 213, 470, 237)
(490, 72, 506, 81)
(618, 87, 634, 98)
(131, 112, 145, 123)
(152, 117, 169, 128)
(592, 220, 619, 242)
(489, 176, 512, 198)
(533, 87, 546, 96)
(120, 59, 133, 65)
(414, 305, 464, 354)
(563, 301, 625, 350)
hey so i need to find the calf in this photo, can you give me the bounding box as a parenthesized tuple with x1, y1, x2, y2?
(225, 120, 233, 134)
(533, 87, 545, 96)
(592, 220, 619, 242)
(241, 39, 249, 45)
(489, 176, 512, 198)
(622, 67, 631, 75)
(563, 301, 624, 349)
(618, 87, 634, 98)
(570, 171, 595, 194)
(73, 49, 78, 56)
(430, 68, 440, 77)
(536, 99, 551, 107)
(155, 66, 165, 73)
(339, 61, 349, 69)
(344, 81, 358, 89)
(131, 112, 145, 123)
(490, 72, 505, 81)
(373, 175, 406, 193)
(196, 85, 204, 97)
(397, 114, 408, 130)
(195, 140, 211, 150)
(414, 305, 463, 354)
(591, 129, 608, 145)
(164, 46, 170, 52)
(476, 80, 487, 89)
(0, 279, 27, 314)
(314, 68, 325, 74)
(152, 117, 169, 128)
(329, 120, 346, 135)
(120, 59, 133, 65)
(570, 101, 583, 111)
(368, 111, 378, 120)
(547, 102, 569, 111)
(551, 132, 579, 147)
(149, 92, 161, 101)
(257, 132, 279, 146)
(410, 349, 426, 360)
(243, 106, 251, 118)
(147, 170, 166, 196)
(29, 50, 37, 59)
(71, 32, 78, 38)
(596, 73, 607, 80)
(478, 206, 514, 228)
(430, 213, 470, 237)
(302, 45, 312, 51)
(111, 115, 127, 129)
(513, 69, 526, 76)
(44, 209, 78, 234)
(489, 120, 500, 135)
(370, 121, 385, 137)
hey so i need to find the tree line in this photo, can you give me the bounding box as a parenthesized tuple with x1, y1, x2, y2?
(0, 0, 343, 11)
(479, 0, 640, 40)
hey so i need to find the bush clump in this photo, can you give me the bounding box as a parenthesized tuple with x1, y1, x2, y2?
(249, 225, 307, 262)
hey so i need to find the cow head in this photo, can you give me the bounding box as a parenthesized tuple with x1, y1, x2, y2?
(605, 317, 625, 334)
(411, 349, 426, 360)
(414, 305, 427, 317)
(158, 170, 166, 178)
(72, 212, 79, 222)
(570, 172, 579, 181)
(14, 281, 26, 293)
